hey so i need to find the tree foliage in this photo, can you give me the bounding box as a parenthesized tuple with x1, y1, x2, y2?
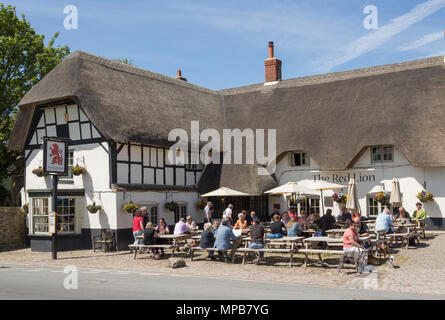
(0, 4, 70, 186)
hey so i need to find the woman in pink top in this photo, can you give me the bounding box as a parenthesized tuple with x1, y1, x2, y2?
(132, 210, 144, 245)
(340, 221, 368, 274)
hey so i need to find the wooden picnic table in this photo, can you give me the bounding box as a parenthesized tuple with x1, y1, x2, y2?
(325, 229, 347, 237)
(136, 233, 192, 248)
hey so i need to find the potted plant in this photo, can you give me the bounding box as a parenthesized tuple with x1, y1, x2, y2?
(32, 167, 45, 177)
(417, 191, 433, 203)
(165, 200, 178, 212)
(332, 193, 347, 205)
(20, 203, 29, 214)
(196, 200, 206, 210)
(71, 165, 85, 176)
(374, 192, 390, 204)
(86, 202, 102, 213)
(123, 201, 138, 213)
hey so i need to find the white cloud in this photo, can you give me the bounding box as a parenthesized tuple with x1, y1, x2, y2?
(310, 0, 445, 73)
(397, 31, 444, 51)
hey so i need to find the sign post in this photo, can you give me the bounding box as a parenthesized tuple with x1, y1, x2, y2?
(43, 137, 69, 260)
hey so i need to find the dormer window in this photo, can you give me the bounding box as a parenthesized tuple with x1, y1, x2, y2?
(292, 152, 309, 167)
(371, 145, 393, 163)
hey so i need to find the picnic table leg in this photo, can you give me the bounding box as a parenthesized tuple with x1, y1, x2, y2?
(190, 248, 194, 261)
(289, 251, 293, 267)
(304, 242, 308, 267)
(133, 246, 138, 260)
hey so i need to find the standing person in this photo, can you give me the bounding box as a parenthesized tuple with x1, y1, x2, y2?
(132, 209, 144, 245)
(321, 209, 336, 231)
(267, 214, 286, 239)
(141, 206, 149, 227)
(223, 204, 234, 226)
(200, 223, 216, 260)
(248, 217, 265, 263)
(215, 218, 239, 262)
(204, 202, 213, 224)
(376, 208, 394, 234)
(340, 220, 368, 274)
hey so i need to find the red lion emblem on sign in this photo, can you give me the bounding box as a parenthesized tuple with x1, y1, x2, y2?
(49, 143, 63, 165)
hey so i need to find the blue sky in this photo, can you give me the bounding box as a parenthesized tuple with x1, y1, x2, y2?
(4, 0, 445, 89)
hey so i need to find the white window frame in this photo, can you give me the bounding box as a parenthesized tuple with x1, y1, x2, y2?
(60, 149, 74, 180)
(31, 197, 49, 234)
(174, 203, 187, 223)
(371, 145, 393, 163)
(292, 151, 310, 167)
(56, 197, 77, 233)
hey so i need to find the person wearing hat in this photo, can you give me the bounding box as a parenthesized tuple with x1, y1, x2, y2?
(248, 216, 265, 263)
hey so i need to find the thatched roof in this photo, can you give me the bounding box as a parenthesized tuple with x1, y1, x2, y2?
(9, 51, 445, 194)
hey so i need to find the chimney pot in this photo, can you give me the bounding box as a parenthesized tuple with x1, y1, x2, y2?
(176, 69, 187, 82)
(264, 41, 282, 83)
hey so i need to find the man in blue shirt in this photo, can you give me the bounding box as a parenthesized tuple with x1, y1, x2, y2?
(215, 218, 239, 262)
(376, 208, 394, 234)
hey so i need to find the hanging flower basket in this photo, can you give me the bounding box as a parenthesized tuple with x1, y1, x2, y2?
(196, 200, 206, 210)
(165, 201, 178, 212)
(32, 167, 46, 177)
(20, 203, 29, 214)
(290, 193, 306, 204)
(374, 192, 390, 204)
(417, 191, 433, 203)
(123, 201, 138, 213)
(86, 202, 102, 213)
(71, 165, 85, 176)
(332, 193, 347, 205)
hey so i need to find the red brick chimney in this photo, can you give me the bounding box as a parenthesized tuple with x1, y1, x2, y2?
(176, 69, 187, 82)
(264, 41, 282, 83)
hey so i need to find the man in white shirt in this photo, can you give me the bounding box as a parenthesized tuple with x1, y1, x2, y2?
(204, 202, 213, 223)
(223, 204, 234, 226)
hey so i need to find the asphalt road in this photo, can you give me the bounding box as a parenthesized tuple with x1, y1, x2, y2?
(0, 263, 443, 300)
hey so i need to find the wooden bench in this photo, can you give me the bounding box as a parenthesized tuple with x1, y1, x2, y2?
(299, 248, 344, 267)
(236, 247, 298, 267)
(188, 247, 230, 261)
(128, 244, 175, 259)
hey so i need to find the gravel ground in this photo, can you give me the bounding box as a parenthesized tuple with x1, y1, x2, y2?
(1, 233, 444, 296)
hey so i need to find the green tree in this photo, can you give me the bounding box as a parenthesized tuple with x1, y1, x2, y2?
(0, 4, 70, 201)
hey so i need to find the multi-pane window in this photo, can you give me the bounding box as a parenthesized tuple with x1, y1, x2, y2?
(292, 152, 309, 167)
(56, 197, 76, 232)
(32, 198, 49, 233)
(185, 153, 203, 170)
(368, 196, 380, 216)
(308, 198, 320, 214)
(60, 149, 74, 179)
(149, 206, 158, 224)
(174, 204, 187, 223)
(371, 145, 393, 163)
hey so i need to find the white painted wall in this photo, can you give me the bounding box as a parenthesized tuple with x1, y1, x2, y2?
(269, 149, 445, 221)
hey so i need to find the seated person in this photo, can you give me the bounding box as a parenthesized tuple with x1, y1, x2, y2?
(312, 213, 326, 236)
(212, 220, 220, 235)
(394, 207, 411, 223)
(281, 211, 290, 225)
(143, 222, 163, 255)
(185, 216, 197, 230)
(215, 218, 239, 262)
(338, 207, 353, 223)
(267, 214, 286, 239)
(352, 216, 370, 248)
(173, 217, 190, 235)
(376, 208, 394, 234)
(233, 212, 248, 230)
(412, 202, 427, 226)
(200, 223, 216, 260)
(298, 211, 310, 229)
(248, 217, 265, 262)
(321, 209, 336, 230)
(341, 220, 368, 274)
(269, 208, 280, 220)
(246, 211, 257, 226)
(155, 218, 170, 234)
(286, 216, 303, 237)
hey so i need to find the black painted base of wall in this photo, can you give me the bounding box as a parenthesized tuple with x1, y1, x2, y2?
(29, 228, 135, 252)
(426, 217, 444, 230)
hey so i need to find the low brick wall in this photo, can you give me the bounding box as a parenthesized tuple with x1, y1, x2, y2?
(0, 207, 25, 250)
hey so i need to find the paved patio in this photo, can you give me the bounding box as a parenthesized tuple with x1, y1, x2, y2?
(1, 232, 444, 296)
